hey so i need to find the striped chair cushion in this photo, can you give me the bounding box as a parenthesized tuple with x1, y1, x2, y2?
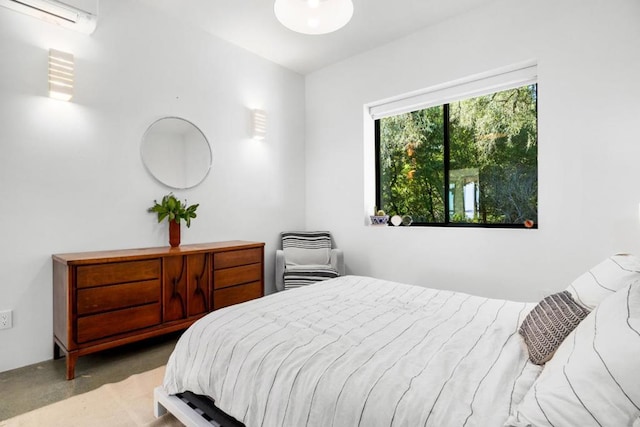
(283, 265, 339, 290)
(509, 281, 640, 426)
(519, 291, 591, 365)
(282, 231, 332, 266)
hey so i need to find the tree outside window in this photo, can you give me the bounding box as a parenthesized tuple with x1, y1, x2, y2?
(376, 84, 538, 227)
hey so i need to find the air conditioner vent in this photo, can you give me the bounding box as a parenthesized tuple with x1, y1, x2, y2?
(0, 0, 97, 34)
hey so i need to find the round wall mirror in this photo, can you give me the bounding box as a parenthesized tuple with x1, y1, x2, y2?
(141, 117, 212, 189)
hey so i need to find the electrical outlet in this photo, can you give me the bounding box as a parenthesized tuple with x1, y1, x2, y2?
(0, 310, 12, 330)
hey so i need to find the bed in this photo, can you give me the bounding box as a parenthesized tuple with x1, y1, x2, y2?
(155, 263, 640, 427)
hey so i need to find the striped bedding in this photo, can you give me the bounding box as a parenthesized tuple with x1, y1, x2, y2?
(507, 281, 640, 426)
(163, 275, 540, 427)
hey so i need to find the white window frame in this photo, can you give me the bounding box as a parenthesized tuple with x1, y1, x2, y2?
(362, 60, 538, 226)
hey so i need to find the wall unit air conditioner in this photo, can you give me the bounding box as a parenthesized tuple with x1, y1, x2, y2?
(0, 0, 97, 34)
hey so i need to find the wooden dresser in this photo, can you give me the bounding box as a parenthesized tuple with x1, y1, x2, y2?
(52, 241, 264, 379)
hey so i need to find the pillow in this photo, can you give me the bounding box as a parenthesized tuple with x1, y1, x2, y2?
(567, 253, 640, 310)
(282, 231, 331, 266)
(506, 281, 640, 427)
(519, 291, 591, 365)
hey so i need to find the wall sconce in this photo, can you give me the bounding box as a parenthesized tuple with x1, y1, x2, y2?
(48, 48, 74, 101)
(252, 109, 267, 140)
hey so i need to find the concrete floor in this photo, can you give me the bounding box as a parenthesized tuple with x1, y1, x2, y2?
(0, 332, 181, 421)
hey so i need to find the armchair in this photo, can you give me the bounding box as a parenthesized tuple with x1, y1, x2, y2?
(275, 231, 345, 291)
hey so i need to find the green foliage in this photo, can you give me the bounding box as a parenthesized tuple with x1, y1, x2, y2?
(148, 193, 199, 228)
(479, 164, 537, 223)
(378, 84, 537, 225)
(379, 107, 446, 222)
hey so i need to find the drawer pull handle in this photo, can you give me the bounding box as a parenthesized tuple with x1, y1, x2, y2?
(193, 258, 208, 311)
(169, 257, 186, 318)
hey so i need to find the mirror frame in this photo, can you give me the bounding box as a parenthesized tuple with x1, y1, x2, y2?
(140, 116, 212, 190)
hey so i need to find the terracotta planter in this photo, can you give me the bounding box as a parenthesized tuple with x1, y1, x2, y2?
(169, 220, 181, 247)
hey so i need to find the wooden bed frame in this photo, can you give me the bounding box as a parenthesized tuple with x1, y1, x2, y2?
(154, 386, 245, 427)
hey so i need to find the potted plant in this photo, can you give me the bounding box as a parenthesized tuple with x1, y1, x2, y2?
(148, 193, 199, 247)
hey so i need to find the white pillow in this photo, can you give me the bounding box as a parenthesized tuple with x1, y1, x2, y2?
(566, 254, 640, 310)
(506, 281, 640, 427)
(283, 246, 330, 266)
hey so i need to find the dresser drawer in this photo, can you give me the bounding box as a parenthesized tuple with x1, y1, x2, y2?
(77, 279, 160, 316)
(213, 263, 261, 289)
(213, 281, 262, 310)
(77, 259, 160, 288)
(77, 303, 161, 343)
(213, 248, 262, 270)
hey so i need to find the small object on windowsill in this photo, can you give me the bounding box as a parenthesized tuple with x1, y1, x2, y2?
(370, 215, 389, 226)
(524, 219, 535, 228)
(401, 215, 413, 226)
(390, 215, 402, 226)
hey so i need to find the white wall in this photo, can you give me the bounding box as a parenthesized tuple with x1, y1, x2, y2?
(0, 1, 306, 373)
(305, 0, 640, 302)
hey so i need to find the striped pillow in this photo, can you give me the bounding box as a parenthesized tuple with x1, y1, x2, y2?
(508, 281, 640, 427)
(567, 254, 640, 310)
(282, 231, 332, 266)
(519, 291, 591, 365)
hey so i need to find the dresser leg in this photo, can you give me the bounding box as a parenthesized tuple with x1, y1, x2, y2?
(53, 342, 62, 359)
(66, 353, 78, 380)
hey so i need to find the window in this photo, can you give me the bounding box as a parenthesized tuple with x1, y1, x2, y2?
(375, 83, 538, 228)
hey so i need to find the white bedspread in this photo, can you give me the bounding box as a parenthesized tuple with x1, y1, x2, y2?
(164, 275, 540, 427)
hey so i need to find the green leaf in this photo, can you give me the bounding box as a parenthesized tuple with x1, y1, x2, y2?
(148, 192, 199, 227)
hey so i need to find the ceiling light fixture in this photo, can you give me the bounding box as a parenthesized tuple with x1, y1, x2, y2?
(274, 0, 354, 35)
